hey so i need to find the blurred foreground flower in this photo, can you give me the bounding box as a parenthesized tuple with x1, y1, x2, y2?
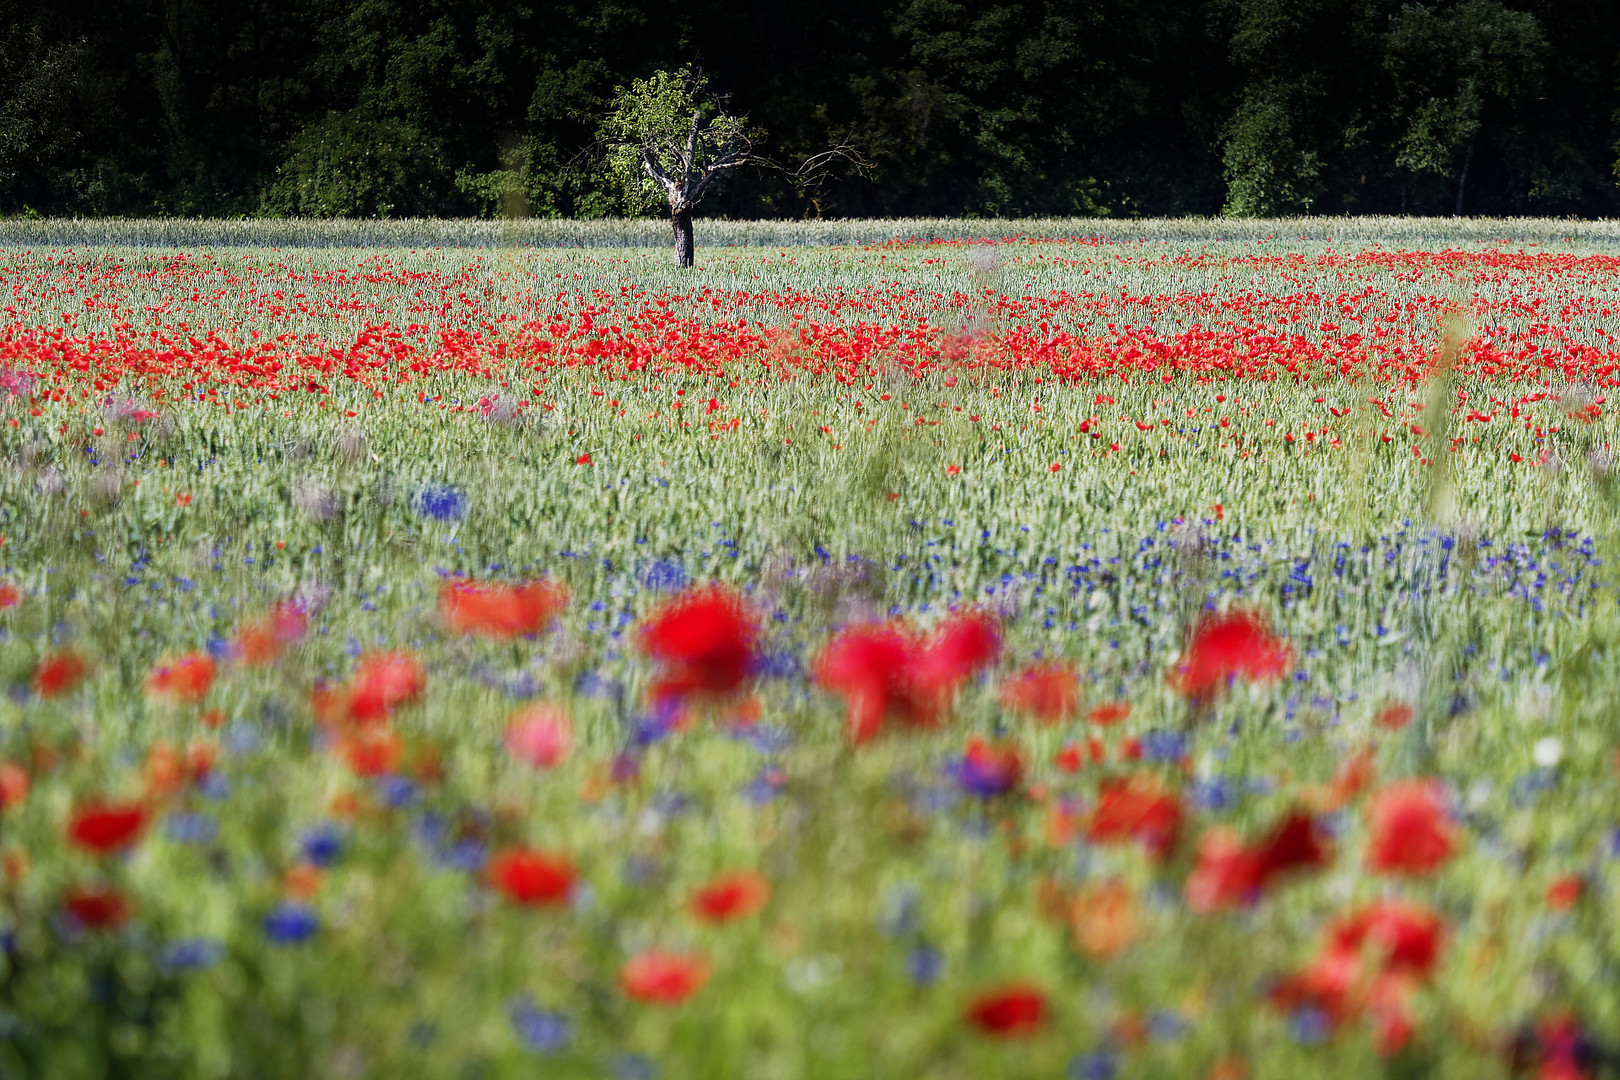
(1088, 774, 1183, 859)
(637, 586, 757, 706)
(314, 652, 425, 727)
(233, 603, 309, 665)
(1000, 662, 1080, 723)
(488, 848, 576, 906)
(63, 886, 130, 929)
(505, 704, 573, 769)
(953, 737, 1024, 798)
(68, 801, 148, 854)
(146, 652, 216, 705)
(1170, 610, 1291, 702)
(33, 651, 88, 698)
(440, 578, 568, 639)
(1365, 780, 1458, 876)
(689, 871, 771, 923)
(620, 949, 710, 1005)
(1270, 900, 1445, 1056)
(815, 609, 1000, 743)
(1186, 808, 1331, 912)
(964, 984, 1047, 1037)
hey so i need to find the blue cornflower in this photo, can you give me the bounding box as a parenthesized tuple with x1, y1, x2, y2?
(416, 485, 466, 521)
(610, 1053, 658, 1080)
(1068, 1052, 1118, 1080)
(299, 823, 345, 867)
(165, 812, 219, 845)
(508, 995, 572, 1054)
(642, 559, 687, 591)
(159, 938, 224, 972)
(905, 945, 944, 986)
(262, 902, 319, 945)
(1289, 1007, 1331, 1045)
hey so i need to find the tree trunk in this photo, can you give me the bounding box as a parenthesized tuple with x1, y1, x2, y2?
(671, 206, 694, 268)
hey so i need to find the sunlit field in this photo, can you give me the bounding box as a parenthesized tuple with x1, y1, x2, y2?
(3, 217, 1620, 1080)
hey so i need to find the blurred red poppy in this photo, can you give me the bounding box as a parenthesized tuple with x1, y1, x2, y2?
(1375, 703, 1414, 731)
(1087, 702, 1131, 726)
(488, 848, 575, 906)
(0, 761, 29, 809)
(638, 587, 757, 704)
(234, 603, 309, 665)
(1365, 780, 1457, 876)
(1087, 774, 1183, 859)
(1000, 662, 1080, 723)
(620, 949, 710, 1004)
(504, 704, 573, 769)
(63, 886, 130, 928)
(33, 651, 88, 698)
(1271, 900, 1445, 1055)
(1186, 808, 1330, 912)
(337, 729, 403, 777)
(319, 652, 426, 726)
(964, 984, 1047, 1037)
(956, 736, 1025, 797)
(0, 583, 19, 609)
(68, 801, 148, 854)
(146, 652, 216, 704)
(690, 871, 771, 922)
(440, 579, 567, 639)
(815, 610, 1000, 743)
(1169, 610, 1291, 701)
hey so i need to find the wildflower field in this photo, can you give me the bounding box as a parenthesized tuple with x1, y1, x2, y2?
(5, 216, 1620, 1080)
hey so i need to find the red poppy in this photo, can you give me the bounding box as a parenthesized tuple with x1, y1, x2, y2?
(814, 622, 924, 742)
(33, 651, 88, 698)
(964, 984, 1048, 1037)
(1087, 702, 1131, 726)
(234, 603, 309, 664)
(487, 848, 576, 906)
(1546, 875, 1583, 911)
(1087, 774, 1182, 858)
(145, 652, 216, 704)
(504, 704, 573, 769)
(68, 801, 148, 854)
(1186, 808, 1330, 912)
(911, 610, 1002, 695)
(63, 886, 130, 929)
(1000, 662, 1080, 723)
(439, 579, 568, 639)
(1375, 703, 1414, 731)
(1364, 780, 1457, 876)
(1169, 610, 1291, 701)
(0, 761, 28, 809)
(620, 949, 710, 1004)
(320, 652, 427, 725)
(337, 729, 403, 777)
(0, 583, 19, 609)
(956, 736, 1025, 797)
(815, 611, 1000, 743)
(1271, 900, 1445, 1052)
(637, 587, 757, 704)
(690, 871, 771, 922)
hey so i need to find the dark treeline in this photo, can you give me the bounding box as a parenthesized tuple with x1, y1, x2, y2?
(3, 0, 1618, 219)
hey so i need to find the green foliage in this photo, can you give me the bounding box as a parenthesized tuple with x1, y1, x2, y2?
(261, 111, 451, 218)
(599, 68, 758, 213)
(0, 0, 1617, 218)
(1221, 85, 1324, 216)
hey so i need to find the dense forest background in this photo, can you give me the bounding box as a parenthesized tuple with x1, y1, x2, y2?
(3, 0, 1618, 219)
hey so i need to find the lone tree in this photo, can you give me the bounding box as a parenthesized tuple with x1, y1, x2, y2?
(601, 69, 758, 268)
(601, 68, 862, 267)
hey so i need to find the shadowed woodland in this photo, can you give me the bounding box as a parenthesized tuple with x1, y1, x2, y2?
(2, 0, 1619, 219)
